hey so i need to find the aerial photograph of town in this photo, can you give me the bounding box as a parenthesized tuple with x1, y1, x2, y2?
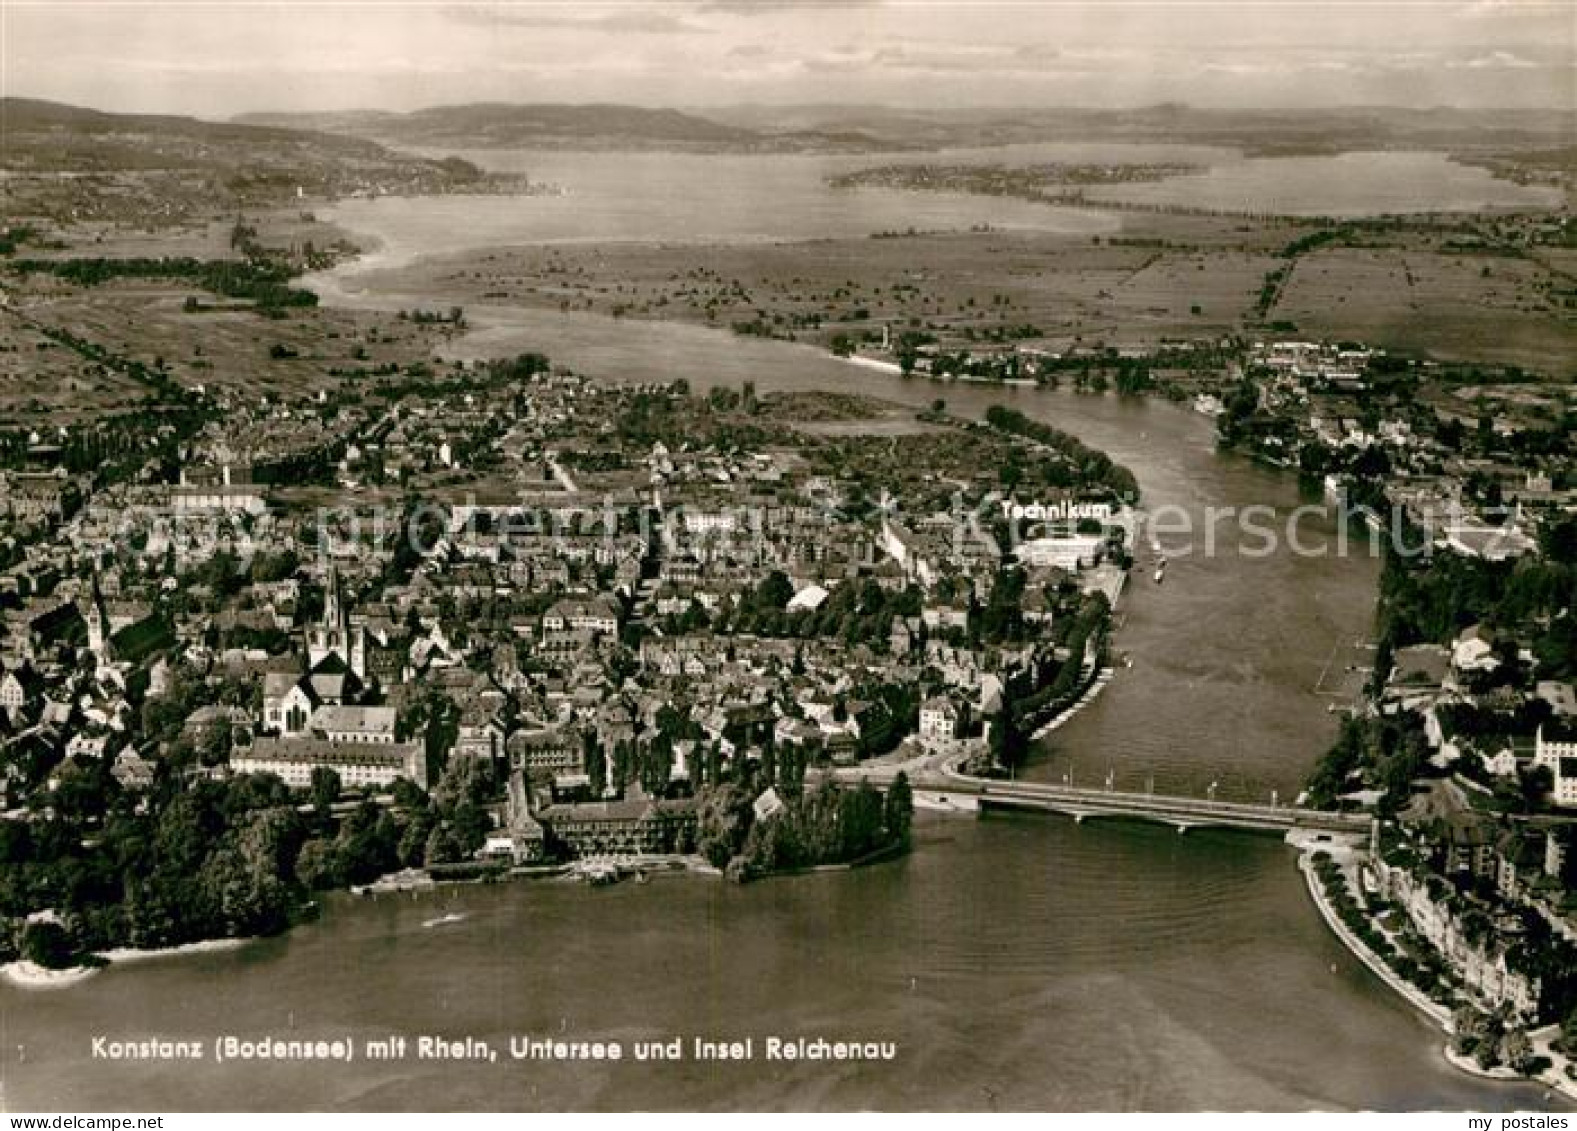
(0, 0, 1573, 1117)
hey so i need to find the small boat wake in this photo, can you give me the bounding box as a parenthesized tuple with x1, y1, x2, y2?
(422, 912, 468, 929)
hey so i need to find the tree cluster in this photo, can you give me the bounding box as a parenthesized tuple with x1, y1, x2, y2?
(695, 774, 914, 881)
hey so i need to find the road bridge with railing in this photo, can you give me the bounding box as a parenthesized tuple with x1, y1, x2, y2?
(840, 759, 1372, 836)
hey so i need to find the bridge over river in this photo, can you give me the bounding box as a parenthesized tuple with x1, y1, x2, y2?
(838, 758, 1373, 838)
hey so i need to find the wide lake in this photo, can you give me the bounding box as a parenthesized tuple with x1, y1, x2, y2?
(321, 143, 1562, 274)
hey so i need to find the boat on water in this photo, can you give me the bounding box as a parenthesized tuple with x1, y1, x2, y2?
(422, 912, 467, 929)
(353, 867, 438, 896)
(1153, 565, 1165, 584)
(580, 861, 622, 886)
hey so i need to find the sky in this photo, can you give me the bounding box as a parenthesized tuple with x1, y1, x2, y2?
(3, 0, 1573, 116)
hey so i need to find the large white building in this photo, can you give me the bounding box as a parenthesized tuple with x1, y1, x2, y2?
(880, 519, 934, 587)
(1534, 724, 1577, 808)
(1015, 534, 1104, 570)
(542, 596, 621, 634)
(231, 736, 425, 790)
(918, 696, 961, 745)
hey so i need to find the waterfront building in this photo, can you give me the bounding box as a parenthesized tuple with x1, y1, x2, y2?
(1376, 860, 1542, 1021)
(535, 794, 698, 857)
(490, 771, 549, 864)
(1015, 534, 1104, 570)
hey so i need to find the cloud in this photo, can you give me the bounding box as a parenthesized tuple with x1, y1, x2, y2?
(871, 44, 1021, 73)
(798, 38, 1082, 77)
(6, 0, 1571, 116)
(1462, 49, 1540, 68)
(799, 45, 877, 73)
(1455, 0, 1549, 17)
(702, 0, 884, 13)
(442, 4, 711, 35)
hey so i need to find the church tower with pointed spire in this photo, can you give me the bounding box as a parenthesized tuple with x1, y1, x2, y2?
(323, 565, 344, 637)
(83, 569, 110, 660)
(307, 567, 365, 678)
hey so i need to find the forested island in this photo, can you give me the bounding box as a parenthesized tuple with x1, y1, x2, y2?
(828, 162, 1201, 199)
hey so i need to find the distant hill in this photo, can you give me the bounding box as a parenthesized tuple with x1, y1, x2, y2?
(704, 103, 1577, 157)
(228, 100, 1574, 158)
(232, 102, 899, 153)
(5, 97, 405, 167)
(1, 97, 513, 225)
(1, 97, 497, 178)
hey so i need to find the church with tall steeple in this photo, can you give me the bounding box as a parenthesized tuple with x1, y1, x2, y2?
(83, 570, 110, 661)
(307, 567, 365, 680)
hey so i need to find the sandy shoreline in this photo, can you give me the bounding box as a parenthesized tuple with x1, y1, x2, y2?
(844, 354, 904, 377)
(1, 937, 251, 991)
(0, 960, 100, 990)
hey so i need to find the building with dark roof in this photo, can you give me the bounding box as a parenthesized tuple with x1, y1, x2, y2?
(536, 794, 697, 857)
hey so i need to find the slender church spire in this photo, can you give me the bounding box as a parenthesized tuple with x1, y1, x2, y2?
(84, 567, 110, 659)
(324, 566, 345, 633)
(308, 566, 365, 680)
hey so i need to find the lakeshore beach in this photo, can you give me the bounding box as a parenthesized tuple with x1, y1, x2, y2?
(2, 938, 251, 991)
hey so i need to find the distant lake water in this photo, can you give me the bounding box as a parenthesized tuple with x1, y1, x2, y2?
(318, 143, 1560, 273)
(1080, 150, 1564, 216)
(319, 146, 1119, 272)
